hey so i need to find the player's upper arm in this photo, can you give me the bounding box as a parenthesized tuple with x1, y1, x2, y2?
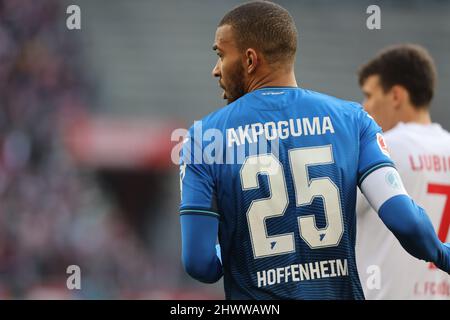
(179, 126, 219, 218)
(360, 166, 408, 212)
(356, 106, 395, 187)
(178, 125, 223, 283)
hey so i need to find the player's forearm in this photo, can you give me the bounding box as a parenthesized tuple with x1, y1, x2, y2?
(360, 166, 450, 273)
(180, 214, 223, 283)
(182, 249, 223, 283)
(378, 195, 450, 273)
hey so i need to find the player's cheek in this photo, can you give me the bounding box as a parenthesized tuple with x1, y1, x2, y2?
(370, 97, 382, 114)
(221, 61, 227, 78)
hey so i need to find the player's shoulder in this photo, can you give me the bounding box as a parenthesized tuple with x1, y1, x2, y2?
(381, 123, 450, 165)
(382, 123, 411, 142)
(385, 122, 450, 144)
(188, 88, 365, 132)
(186, 103, 234, 133)
(301, 88, 365, 115)
(435, 123, 450, 140)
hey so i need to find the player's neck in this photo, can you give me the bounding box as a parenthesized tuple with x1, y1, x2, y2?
(246, 69, 298, 92)
(400, 105, 432, 125)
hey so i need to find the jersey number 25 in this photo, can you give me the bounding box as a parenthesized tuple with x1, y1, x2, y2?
(240, 145, 344, 259)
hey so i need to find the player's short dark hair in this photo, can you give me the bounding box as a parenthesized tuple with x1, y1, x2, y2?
(219, 1, 298, 66)
(358, 44, 437, 108)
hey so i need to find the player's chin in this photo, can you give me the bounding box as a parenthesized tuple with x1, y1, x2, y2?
(223, 91, 234, 104)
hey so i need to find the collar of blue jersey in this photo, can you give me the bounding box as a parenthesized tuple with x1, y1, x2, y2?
(253, 86, 300, 91)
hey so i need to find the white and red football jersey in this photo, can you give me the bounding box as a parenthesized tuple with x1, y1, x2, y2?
(356, 122, 450, 299)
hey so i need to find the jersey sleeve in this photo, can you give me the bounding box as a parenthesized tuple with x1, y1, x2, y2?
(179, 125, 219, 218)
(357, 106, 395, 186)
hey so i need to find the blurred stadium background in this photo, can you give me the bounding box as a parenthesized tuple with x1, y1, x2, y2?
(0, 0, 449, 299)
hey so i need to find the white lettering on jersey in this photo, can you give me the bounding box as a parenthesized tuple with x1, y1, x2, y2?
(256, 259, 348, 287)
(227, 116, 335, 147)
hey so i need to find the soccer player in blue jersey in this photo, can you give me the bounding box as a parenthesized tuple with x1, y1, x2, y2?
(179, 1, 450, 299)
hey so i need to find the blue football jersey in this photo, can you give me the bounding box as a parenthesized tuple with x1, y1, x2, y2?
(180, 87, 394, 299)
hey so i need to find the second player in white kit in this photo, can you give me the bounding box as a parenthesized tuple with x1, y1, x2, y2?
(357, 123, 450, 299)
(355, 44, 450, 299)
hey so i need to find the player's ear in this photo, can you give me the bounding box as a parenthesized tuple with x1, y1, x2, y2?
(391, 85, 408, 109)
(245, 48, 258, 74)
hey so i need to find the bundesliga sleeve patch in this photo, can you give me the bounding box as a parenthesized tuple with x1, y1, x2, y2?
(376, 133, 390, 157)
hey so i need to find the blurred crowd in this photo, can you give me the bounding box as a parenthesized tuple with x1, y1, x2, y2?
(0, 0, 210, 299)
